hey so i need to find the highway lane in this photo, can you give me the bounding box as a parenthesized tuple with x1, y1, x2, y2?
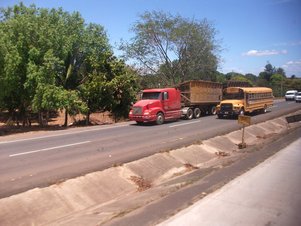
(0, 100, 300, 197)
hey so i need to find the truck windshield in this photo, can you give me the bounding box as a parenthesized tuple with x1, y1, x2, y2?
(142, 92, 161, 100)
(223, 92, 244, 100)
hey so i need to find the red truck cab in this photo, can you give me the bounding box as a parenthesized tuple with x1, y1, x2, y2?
(129, 88, 182, 124)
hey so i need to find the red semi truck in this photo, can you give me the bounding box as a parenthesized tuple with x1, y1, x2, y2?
(129, 80, 223, 125)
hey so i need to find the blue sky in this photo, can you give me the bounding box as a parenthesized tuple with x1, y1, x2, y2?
(1, 0, 301, 77)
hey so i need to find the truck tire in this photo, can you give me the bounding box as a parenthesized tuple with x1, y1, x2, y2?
(210, 106, 217, 115)
(156, 112, 164, 125)
(186, 108, 193, 120)
(194, 108, 201, 118)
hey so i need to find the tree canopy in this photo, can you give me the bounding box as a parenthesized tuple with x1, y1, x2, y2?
(217, 62, 300, 97)
(120, 11, 221, 86)
(0, 3, 139, 126)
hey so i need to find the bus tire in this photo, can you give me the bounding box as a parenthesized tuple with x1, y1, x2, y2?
(186, 108, 193, 120)
(194, 108, 201, 118)
(262, 105, 267, 113)
(156, 112, 164, 125)
(238, 108, 245, 116)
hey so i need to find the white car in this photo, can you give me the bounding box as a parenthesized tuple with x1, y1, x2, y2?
(285, 90, 298, 101)
(295, 92, 301, 103)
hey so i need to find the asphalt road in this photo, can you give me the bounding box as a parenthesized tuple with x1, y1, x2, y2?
(0, 100, 300, 198)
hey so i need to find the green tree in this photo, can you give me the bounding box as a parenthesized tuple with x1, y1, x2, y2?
(271, 74, 285, 97)
(120, 11, 221, 85)
(259, 62, 275, 82)
(231, 74, 253, 85)
(80, 56, 139, 123)
(108, 65, 139, 121)
(139, 74, 161, 89)
(245, 73, 258, 84)
(283, 78, 301, 91)
(0, 3, 137, 126)
(214, 71, 226, 84)
(276, 67, 286, 77)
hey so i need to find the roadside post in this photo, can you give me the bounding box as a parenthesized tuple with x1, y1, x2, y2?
(238, 115, 251, 149)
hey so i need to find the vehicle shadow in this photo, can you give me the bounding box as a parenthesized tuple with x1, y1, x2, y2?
(216, 110, 271, 120)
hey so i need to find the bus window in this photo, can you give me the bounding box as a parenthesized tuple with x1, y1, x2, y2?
(223, 90, 244, 100)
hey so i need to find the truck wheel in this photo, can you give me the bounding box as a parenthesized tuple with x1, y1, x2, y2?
(186, 108, 193, 120)
(156, 112, 164, 125)
(194, 108, 201, 118)
(217, 114, 223, 119)
(210, 106, 217, 115)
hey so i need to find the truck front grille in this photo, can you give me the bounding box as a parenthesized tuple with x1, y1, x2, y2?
(221, 103, 233, 112)
(132, 106, 142, 115)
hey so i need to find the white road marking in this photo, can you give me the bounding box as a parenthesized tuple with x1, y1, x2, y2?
(169, 120, 201, 128)
(9, 141, 91, 157)
(0, 123, 129, 144)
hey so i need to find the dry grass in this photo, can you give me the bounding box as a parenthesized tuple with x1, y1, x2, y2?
(215, 151, 231, 157)
(129, 176, 152, 192)
(184, 163, 199, 171)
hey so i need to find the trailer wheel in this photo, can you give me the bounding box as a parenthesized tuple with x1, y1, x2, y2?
(194, 108, 201, 118)
(210, 106, 217, 115)
(156, 112, 164, 125)
(186, 108, 194, 120)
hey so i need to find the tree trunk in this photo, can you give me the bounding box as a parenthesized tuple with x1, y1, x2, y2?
(64, 109, 68, 127)
(86, 111, 90, 125)
(38, 111, 43, 126)
(20, 106, 27, 127)
(45, 111, 49, 126)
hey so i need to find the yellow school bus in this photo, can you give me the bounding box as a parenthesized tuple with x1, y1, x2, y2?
(216, 87, 273, 118)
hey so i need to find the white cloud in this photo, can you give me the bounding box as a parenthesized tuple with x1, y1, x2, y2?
(282, 59, 301, 76)
(243, 49, 288, 56)
(274, 40, 301, 46)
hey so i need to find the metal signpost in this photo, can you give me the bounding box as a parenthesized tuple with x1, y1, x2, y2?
(238, 115, 251, 149)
